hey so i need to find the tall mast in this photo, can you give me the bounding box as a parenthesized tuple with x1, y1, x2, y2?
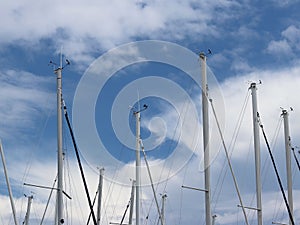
(0, 141, 19, 225)
(282, 109, 293, 225)
(129, 180, 136, 225)
(24, 195, 33, 225)
(199, 53, 211, 225)
(161, 194, 167, 225)
(55, 65, 64, 225)
(249, 82, 262, 225)
(135, 111, 141, 225)
(97, 168, 104, 225)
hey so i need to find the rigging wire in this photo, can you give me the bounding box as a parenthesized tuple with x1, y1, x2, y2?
(164, 95, 198, 193)
(0, 213, 5, 225)
(64, 138, 79, 225)
(291, 147, 300, 171)
(62, 122, 70, 225)
(143, 95, 190, 222)
(62, 100, 97, 225)
(274, 191, 285, 224)
(110, 183, 125, 223)
(257, 112, 295, 225)
(178, 158, 190, 225)
(142, 75, 202, 224)
(80, 107, 136, 225)
(242, 130, 262, 225)
(86, 191, 98, 225)
(246, 115, 283, 223)
(262, 116, 283, 185)
(21, 94, 54, 183)
(152, 106, 191, 224)
(209, 98, 249, 225)
(101, 114, 135, 225)
(268, 117, 285, 222)
(211, 89, 250, 211)
(62, 104, 94, 225)
(40, 177, 57, 225)
(119, 196, 132, 225)
(67, 165, 86, 225)
(274, 150, 299, 224)
(140, 139, 164, 225)
(17, 107, 54, 225)
(14, 87, 56, 225)
(274, 147, 299, 223)
(244, 135, 256, 224)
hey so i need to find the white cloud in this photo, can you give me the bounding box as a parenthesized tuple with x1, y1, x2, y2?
(271, 0, 300, 7)
(218, 65, 300, 160)
(266, 25, 300, 57)
(266, 39, 293, 56)
(0, 70, 55, 141)
(282, 25, 300, 50)
(1, 49, 300, 225)
(0, 0, 241, 64)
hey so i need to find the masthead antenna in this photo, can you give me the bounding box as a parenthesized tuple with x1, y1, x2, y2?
(60, 46, 63, 69)
(137, 89, 141, 112)
(131, 104, 148, 115)
(48, 53, 70, 70)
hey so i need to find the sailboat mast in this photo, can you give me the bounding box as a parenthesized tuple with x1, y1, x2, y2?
(24, 195, 33, 225)
(55, 67, 64, 225)
(135, 111, 141, 225)
(0, 141, 19, 225)
(199, 53, 211, 225)
(249, 82, 262, 225)
(161, 194, 167, 225)
(129, 180, 136, 225)
(282, 109, 293, 225)
(97, 168, 104, 225)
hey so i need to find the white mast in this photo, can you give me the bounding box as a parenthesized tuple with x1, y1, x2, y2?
(135, 111, 141, 225)
(199, 52, 212, 225)
(212, 215, 217, 225)
(282, 109, 293, 225)
(129, 180, 136, 225)
(0, 141, 19, 225)
(97, 168, 104, 225)
(249, 82, 262, 225)
(161, 194, 167, 225)
(24, 195, 33, 225)
(55, 64, 64, 225)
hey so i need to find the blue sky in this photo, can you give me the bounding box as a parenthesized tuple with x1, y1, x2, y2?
(1, 1, 300, 225)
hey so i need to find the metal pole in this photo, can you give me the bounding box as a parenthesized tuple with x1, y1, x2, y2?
(129, 180, 136, 225)
(24, 195, 33, 225)
(140, 141, 163, 225)
(212, 215, 217, 225)
(0, 141, 19, 225)
(249, 82, 262, 225)
(161, 194, 167, 225)
(135, 111, 141, 225)
(55, 67, 64, 225)
(200, 52, 211, 225)
(282, 109, 293, 225)
(97, 168, 104, 225)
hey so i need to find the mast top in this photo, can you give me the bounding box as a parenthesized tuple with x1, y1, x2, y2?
(250, 82, 256, 88)
(282, 109, 288, 115)
(132, 104, 148, 115)
(199, 52, 206, 60)
(249, 80, 262, 89)
(199, 49, 212, 59)
(281, 107, 293, 116)
(49, 57, 70, 72)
